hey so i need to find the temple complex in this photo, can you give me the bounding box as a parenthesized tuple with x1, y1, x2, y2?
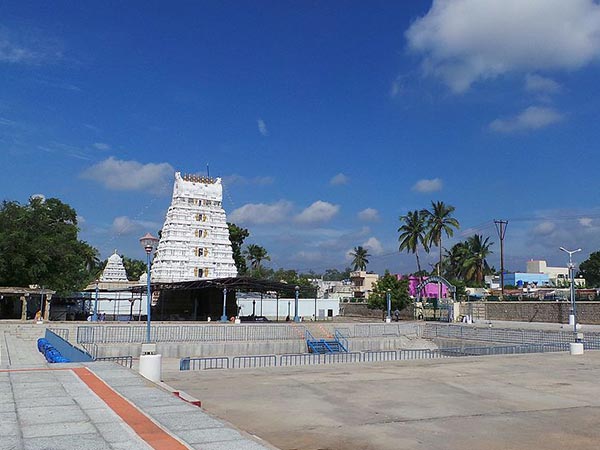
(151, 172, 237, 282)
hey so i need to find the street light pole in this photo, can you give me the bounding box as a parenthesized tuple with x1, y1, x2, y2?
(140, 233, 159, 343)
(559, 247, 582, 340)
(93, 279, 99, 322)
(294, 286, 300, 322)
(386, 289, 391, 323)
(221, 287, 228, 322)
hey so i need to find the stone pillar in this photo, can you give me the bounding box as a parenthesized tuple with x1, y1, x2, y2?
(20, 295, 28, 321)
(43, 294, 52, 321)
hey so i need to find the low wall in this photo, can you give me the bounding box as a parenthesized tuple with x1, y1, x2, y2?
(340, 303, 413, 320)
(460, 301, 600, 324)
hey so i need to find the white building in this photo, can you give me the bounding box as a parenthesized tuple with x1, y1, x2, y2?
(152, 172, 237, 282)
(83, 251, 145, 320)
(526, 260, 585, 287)
(236, 293, 339, 320)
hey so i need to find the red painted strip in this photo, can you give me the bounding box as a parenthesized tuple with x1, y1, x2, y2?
(72, 367, 189, 450)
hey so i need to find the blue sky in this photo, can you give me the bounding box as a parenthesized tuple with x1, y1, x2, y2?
(2, 0, 600, 275)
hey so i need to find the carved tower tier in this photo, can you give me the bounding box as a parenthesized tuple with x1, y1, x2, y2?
(151, 172, 237, 282)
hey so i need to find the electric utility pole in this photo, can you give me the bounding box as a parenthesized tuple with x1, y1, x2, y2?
(494, 220, 508, 298)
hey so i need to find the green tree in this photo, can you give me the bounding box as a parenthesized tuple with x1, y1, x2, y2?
(0, 197, 98, 294)
(244, 244, 270, 277)
(579, 251, 600, 287)
(462, 234, 494, 285)
(122, 256, 147, 281)
(227, 222, 250, 275)
(350, 246, 370, 271)
(398, 210, 429, 278)
(367, 271, 411, 311)
(444, 241, 469, 280)
(423, 201, 460, 279)
(323, 267, 352, 281)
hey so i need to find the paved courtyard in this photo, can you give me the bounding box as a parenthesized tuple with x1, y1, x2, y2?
(163, 351, 600, 450)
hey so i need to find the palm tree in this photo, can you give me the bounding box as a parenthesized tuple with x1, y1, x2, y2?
(350, 246, 370, 271)
(398, 210, 429, 278)
(444, 241, 469, 280)
(243, 244, 270, 276)
(462, 234, 494, 285)
(423, 201, 460, 276)
(423, 201, 460, 299)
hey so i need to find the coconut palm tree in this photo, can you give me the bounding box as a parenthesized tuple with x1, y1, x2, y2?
(350, 246, 370, 271)
(462, 234, 494, 285)
(398, 210, 429, 277)
(444, 241, 469, 280)
(423, 201, 460, 277)
(243, 244, 270, 276)
(423, 201, 460, 299)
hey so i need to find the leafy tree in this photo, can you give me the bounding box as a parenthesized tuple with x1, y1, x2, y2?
(122, 256, 147, 281)
(244, 244, 270, 277)
(444, 242, 469, 280)
(579, 251, 600, 287)
(398, 210, 429, 278)
(350, 246, 370, 271)
(323, 267, 352, 281)
(367, 271, 411, 311)
(227, 222, 250, 275)
(443, 235, 493, 286)
(0, 197, 98, 294)
(422, 201, 460, 279)
(462, 234, 494, 285)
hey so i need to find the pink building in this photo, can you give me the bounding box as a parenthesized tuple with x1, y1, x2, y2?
(397, 275, 449, 299)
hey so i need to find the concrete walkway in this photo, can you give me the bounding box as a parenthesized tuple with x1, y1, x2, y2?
(0, 325, 278, 450)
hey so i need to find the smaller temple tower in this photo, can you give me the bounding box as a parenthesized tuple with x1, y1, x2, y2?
(100, 250, 128, 282)
(151, 172, 238, 282)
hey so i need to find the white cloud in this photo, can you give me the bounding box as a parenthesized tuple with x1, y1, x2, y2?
(80, 157, 174, 193)
(329, 173, 349, 186)
(489, 106, 563, 133)
(362, 237, 384, 256)
(257, 118, 269, 136)
(412, 178, 443, 193)
(0, 27, 63, 65)
(406, 0, 600, 93)
(579, 217, 593, 227)
(524, 74, 561, 95)
(93, 142, 111, 151)
(110, 216, 158, 235)
(223, 174, 274, 186)
(533, 221, 556, 236)
(295, 201, 340, 225)
(229, 200, 293, 225)
(358, 208, 380, 222)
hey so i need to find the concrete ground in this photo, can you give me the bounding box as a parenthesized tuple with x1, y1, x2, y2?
(163, 352, 600, 450)
(0, 325, 277, 450)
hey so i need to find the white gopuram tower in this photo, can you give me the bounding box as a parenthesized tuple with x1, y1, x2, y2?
(100, 250, 129, 282)
(151, 172, 238, 282)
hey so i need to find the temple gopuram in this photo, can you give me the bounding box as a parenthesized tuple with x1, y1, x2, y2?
(151, 172, 237, 282)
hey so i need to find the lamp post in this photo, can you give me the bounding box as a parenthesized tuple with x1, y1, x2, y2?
(220, 287, 228, 322)
(140, 233, 159, 343)
(386, 289, 391, 323)
(93, 279, 99, 322)
(294, 286, 300, 322)
(559, 247, 582, 341)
